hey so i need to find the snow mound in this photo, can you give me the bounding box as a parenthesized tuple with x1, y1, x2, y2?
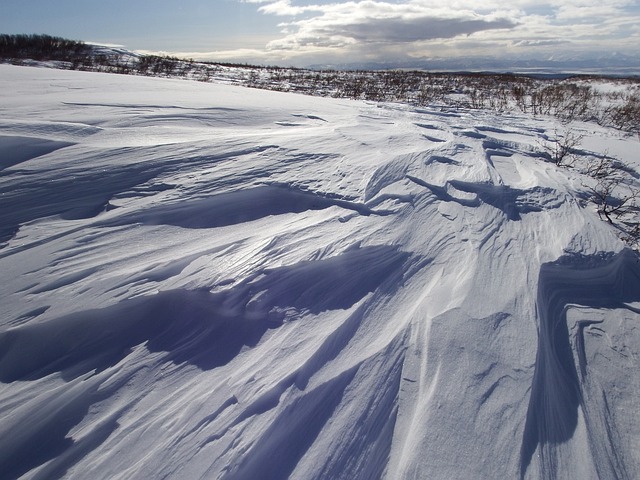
(1, 65, 639, 479)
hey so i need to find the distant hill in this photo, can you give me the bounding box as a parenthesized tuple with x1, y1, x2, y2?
(310, 52, 640, 77)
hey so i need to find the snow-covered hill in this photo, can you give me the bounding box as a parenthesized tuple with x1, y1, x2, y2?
(0, 64, 639, 479)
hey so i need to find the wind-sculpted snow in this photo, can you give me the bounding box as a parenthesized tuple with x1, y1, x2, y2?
(0, 245, 407, 384)
(0, 135, 75, 171)
(1, 65, 639, 479)
(521, 249, 640, 480)
(109, 185, 376, 229)
(407, 176, 563, 220)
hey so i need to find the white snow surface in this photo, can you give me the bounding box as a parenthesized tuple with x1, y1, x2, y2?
(1, 65, 639, 480)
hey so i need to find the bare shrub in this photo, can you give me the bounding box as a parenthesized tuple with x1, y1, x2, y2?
(581, 153, 640, 247)
(540, 127, 584, 167)
(587, 175, 639, 224)
(609, 92, 640, 136)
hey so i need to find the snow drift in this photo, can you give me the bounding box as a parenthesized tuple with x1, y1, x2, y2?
(0, 65, 639, 479)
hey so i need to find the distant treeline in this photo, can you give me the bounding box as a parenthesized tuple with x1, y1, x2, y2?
(0, 34, 90, 61)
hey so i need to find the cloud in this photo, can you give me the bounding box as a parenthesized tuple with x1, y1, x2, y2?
(241, 0, 322, 16)
(260, 1, 518, 52)
(511, 39, 570, 47)
(322, 16, 516, 43)
(224, 0, 640, 66)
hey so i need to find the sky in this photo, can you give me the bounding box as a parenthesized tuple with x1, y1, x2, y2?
(1, 0, 639, 67)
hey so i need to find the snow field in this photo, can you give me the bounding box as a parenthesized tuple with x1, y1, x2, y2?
(0, 65, 639, 479)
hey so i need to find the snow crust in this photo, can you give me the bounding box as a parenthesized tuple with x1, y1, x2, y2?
(0, 65, 639, 479)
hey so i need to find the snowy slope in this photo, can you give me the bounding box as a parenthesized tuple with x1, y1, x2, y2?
(0, 64, 639, 480)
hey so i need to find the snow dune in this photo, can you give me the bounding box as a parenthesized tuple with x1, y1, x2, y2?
(0, 65, 639, 479)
